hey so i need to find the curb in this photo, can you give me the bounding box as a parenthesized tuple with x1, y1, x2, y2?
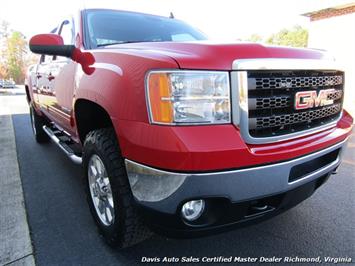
(0, 115, 35, 266)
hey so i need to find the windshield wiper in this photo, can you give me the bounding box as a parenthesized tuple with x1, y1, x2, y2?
(96, 41, 149, 47)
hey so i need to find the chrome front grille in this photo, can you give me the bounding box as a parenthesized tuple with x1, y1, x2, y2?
(250, 104, 341, 129)
(250, 74, 343, 90)
(251, 95, 291, 109)
(247, 70, 344, 139)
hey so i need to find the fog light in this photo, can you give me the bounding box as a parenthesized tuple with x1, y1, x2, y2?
(181, 199, 205, 221)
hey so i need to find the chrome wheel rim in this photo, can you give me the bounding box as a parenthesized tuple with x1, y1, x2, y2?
(88, 154, 115, 226)
(30, 108, 36, 135)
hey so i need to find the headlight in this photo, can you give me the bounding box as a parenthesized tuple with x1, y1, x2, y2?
(146, 71, 231, 125)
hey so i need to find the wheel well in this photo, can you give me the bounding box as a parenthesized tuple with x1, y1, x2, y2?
(24, 85, 31, 103)
(75, 99, 113, 144)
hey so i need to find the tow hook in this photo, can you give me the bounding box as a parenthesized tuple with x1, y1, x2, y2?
(331, 167, 339, 175)
(245, 201, 275, 218)
(251, 205, 268, 211)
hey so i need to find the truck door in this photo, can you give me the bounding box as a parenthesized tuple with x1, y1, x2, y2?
(46, 18, 78, 135)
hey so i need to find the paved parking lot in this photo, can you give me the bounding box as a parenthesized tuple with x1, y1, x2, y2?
(2, 91, 355, 265)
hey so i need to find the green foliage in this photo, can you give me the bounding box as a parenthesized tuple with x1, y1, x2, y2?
(266, 25, 308, 47)
(6, 31, 27, 83)
(244, 25, 308, 48)
(0, 21, 27, 83)
(246, 34, 263, 43)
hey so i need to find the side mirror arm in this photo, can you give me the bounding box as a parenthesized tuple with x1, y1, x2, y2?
(71, 48, 95, 75)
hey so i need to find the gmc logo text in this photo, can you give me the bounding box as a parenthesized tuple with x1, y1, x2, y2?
(294, 89, 335, 110)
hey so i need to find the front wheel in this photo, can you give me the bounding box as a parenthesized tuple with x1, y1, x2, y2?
(83, 128, 152, 248)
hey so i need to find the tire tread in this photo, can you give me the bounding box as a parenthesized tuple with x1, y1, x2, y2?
(83, 128, 152, 248)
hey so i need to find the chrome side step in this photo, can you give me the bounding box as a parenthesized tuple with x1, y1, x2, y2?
(42, 125, 82, 164)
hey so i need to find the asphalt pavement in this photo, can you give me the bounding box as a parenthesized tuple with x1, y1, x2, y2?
(6, 93, 355, 265)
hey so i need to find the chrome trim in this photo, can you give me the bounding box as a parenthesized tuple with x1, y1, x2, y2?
(127, 139, 346, 212)
(231, 58, 344, 144)
(125, 159, 187, 202)
(145, 70, 231, 125)
(232, 58, 342, 71)
(231, 71, 247, 128)
(42, 125, 82, 164)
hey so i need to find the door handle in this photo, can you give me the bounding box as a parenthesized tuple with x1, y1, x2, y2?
(48, 74, 55, 81)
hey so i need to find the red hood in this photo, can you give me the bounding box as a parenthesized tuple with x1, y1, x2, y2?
(102, 41, 329, 70)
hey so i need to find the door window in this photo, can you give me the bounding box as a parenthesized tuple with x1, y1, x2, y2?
(54, 19, 74, 61)
(59, 19, 74, 45)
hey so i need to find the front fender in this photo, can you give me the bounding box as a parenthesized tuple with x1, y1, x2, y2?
(75, 50, 179, 122)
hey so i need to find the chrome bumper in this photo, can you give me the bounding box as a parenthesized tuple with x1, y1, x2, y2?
(125, 139, 347, 214)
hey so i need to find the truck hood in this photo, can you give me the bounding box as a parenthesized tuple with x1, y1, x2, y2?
(102, 41, 329, 70)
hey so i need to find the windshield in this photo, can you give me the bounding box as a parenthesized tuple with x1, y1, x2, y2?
(85, 9, 208, 48)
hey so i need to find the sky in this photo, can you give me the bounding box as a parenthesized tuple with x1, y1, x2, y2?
(0, 0, 353, 40)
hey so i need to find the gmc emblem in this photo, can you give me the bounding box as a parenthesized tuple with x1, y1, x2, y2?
(294, 89, 335, 110)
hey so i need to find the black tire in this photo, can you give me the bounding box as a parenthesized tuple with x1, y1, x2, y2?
(83, 128, 152, 248)
(30, 104, 50, 143)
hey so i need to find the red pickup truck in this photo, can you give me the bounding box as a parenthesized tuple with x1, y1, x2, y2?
(27, 9, 353, 248)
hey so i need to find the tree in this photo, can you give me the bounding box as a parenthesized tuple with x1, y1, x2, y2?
(266, 25, 308, 47)
(6, 31, 27, 83)
(0, 64, 8, 79)
(0, 20, 10, 79)
(246, 34, 263, 43)
(0, 20, 29, 83)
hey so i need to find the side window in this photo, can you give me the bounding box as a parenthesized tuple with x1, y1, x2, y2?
(54, 19, 74, 61)
(59, 19, 74, 45)
(40, 54, 52, 64)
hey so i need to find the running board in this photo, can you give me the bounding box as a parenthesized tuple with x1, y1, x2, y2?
(42, 125, 82, 164)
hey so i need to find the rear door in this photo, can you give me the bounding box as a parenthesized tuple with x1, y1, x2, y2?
(35, 54, 52, 110)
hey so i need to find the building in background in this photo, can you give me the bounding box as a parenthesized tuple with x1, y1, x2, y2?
(303, 3, 355, 117)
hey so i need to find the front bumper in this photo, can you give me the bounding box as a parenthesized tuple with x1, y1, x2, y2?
(126, 139, 347, 236)
(117, 110, 353, 172)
